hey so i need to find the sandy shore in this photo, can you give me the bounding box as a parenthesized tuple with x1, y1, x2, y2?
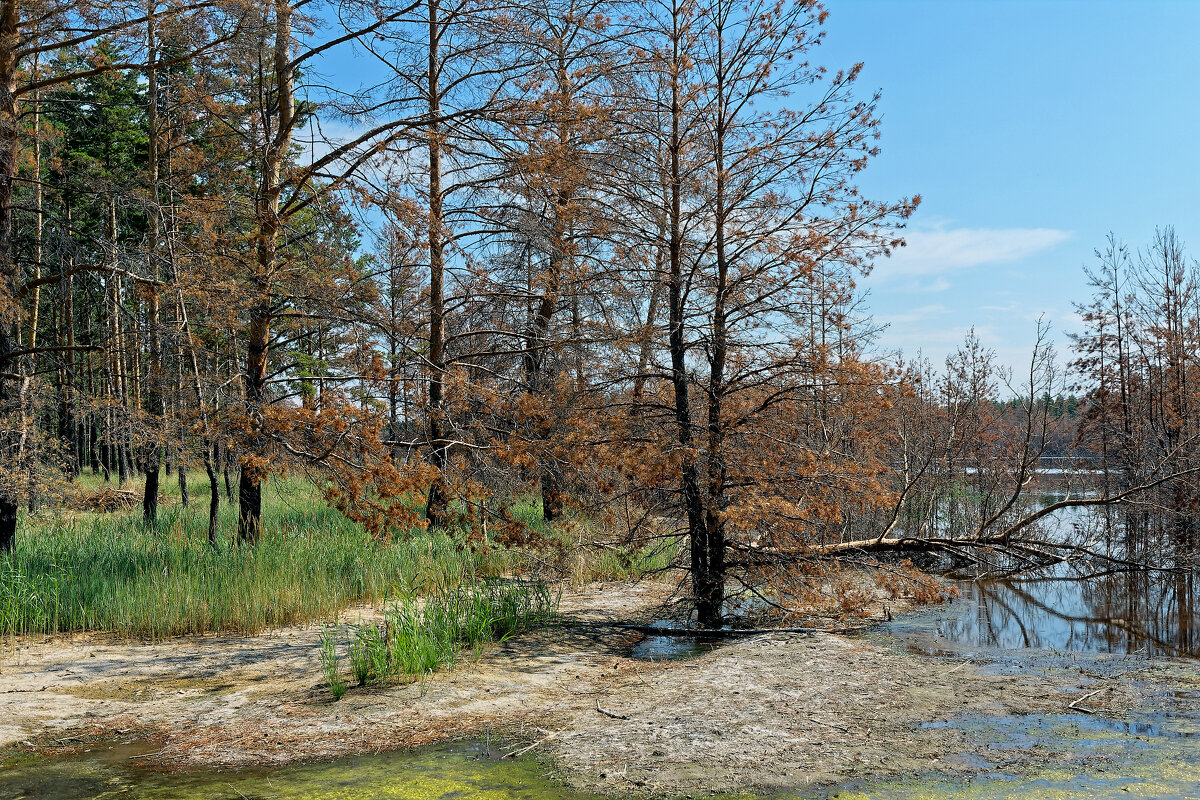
(2, 580, 1194, 795)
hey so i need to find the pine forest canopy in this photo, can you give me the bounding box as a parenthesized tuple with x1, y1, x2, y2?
(0, 0, 1197, 628)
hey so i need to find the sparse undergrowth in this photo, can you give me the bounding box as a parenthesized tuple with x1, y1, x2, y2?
(503, 496, 678, 583)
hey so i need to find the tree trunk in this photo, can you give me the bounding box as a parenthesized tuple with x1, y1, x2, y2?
(524, 273, 561, 520)
(0, 0, 22, 552)
(632, 214, 667, 402)
(143, 465, 160, 523)
(698, 25, 730, 627)
(142, 1, 164, 525)
(239, 0, 295, 543)
(540, 472, 564, 520)
(664, 5, 710, 625)
(424, 0, 449, 528)
(237, 459, 263, 543)
(205, 444, 220, 543)
(238, 304, 270, 543)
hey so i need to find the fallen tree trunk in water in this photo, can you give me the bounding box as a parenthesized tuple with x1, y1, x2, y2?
(614, 623, 867, 636)
(737, 462, 1200, 573)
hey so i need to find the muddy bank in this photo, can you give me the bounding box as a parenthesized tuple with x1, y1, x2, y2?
(1, 580, 1195, 796)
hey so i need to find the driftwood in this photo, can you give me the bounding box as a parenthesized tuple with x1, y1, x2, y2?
(614, 623, 867, 637)
(504, 730, 559, 758)
(595, 699, 631, 720)
(1067, 687, 1108, 714)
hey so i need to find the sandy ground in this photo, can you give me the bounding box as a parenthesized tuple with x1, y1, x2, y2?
(1, 580, 1194, 795)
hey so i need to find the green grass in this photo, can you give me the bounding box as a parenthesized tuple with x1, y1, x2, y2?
(0, 472, 667, 640)
(322, 579, 559, 698)
(319, 625, 348, 699)
(1, 475, 501, 638)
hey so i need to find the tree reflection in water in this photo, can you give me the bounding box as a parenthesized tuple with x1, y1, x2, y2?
(938, 565, 1199, 657)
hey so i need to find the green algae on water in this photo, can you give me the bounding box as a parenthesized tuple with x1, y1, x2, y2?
(0, 743, 608, 800)
(7, 710, 1200, 800)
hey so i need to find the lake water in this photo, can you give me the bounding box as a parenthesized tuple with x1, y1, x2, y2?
(925, 565, 1200, 657)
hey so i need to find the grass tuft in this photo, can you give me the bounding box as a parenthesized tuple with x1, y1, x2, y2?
(329, 579, 559, 696)
(319, 625, 347, 700)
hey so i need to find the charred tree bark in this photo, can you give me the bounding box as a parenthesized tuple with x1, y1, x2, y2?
(239, 0, 295, 543)
(663, 3, 709, 625)
(0, 0, 22, 552)
(239, 305, 271, 542)
(142, 1, 164, 525)
(178, 465, 188, 506)
(424, 0, 449, 528)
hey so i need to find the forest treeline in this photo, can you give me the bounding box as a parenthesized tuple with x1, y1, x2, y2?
(0, 0, 1196, 626)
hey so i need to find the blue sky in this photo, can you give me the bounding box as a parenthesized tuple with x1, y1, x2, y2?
(312, 1, 1200, 375)
(817, 0, 1200, 372)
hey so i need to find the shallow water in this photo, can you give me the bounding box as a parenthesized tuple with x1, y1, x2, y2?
(627, 633, 715, 661)
(925, 566, 1200, 657)
(0, 742, 603, 800)
(832, 712, 1200, 800)
(28, 729, 1200, 800)
(627, 620, 722, 661)
(862, 569, 1200, 800)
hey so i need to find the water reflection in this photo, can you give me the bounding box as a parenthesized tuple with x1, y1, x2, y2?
(936, 566, 1200, 657)
(628, 633, 714, 661)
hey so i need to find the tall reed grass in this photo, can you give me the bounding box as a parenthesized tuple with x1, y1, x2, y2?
(1, 473, 669, 640)
(0, 477, 500, 638)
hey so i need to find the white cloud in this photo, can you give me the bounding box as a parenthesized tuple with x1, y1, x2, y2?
(914, 277, 951, 293)
(875, 226, 1073, 279)
(879, 304, 951, 326)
